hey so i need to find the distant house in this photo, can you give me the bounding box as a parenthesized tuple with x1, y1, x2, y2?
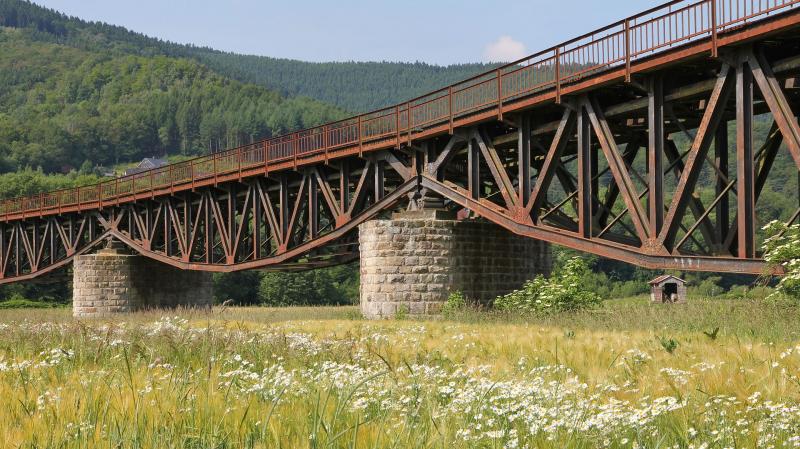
(124, 157, 168, 176)
(96, 166, 116, 177)
(649, 275, 687, 304)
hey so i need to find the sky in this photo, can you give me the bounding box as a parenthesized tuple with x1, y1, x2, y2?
(32, 0, 656, 65)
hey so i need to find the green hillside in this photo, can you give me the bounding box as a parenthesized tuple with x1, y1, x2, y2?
(0, 27, 342, 177)
(0, 0, 494, 113)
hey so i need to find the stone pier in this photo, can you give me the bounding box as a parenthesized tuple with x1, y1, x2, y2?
(72, 242, 213, 317)
(358, 210, 551, 318)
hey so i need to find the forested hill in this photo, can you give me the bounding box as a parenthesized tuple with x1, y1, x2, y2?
(178, 56, 494, 113)
(0, 0, 494, 113)
(0, 27, 343, 178)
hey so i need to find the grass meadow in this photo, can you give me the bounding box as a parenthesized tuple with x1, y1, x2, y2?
(2, 298, 800, 448)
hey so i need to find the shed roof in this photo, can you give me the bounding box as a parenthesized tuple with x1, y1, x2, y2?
(649, 274, 685, 285)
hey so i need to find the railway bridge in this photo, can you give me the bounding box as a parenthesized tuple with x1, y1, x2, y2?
(3, 0, 800, 316)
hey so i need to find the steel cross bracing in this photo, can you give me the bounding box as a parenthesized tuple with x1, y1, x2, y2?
(2, 0, 800, 282)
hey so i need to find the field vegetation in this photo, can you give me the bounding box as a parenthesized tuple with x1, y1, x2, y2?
(3, 296, 800, 448)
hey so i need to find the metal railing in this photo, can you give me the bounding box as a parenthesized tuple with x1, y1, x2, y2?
(2, 0, 798, 219)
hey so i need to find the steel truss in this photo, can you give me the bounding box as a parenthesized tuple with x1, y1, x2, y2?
(2, 46, 800, 282)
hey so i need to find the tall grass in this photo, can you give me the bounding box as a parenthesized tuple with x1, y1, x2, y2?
(1, 298, 800, 447)
(454, 296, 800, 342)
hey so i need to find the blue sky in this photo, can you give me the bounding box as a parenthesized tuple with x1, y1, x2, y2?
(33, 0, 655, 65)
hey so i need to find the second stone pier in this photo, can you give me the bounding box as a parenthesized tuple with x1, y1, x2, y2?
(72, 242, 213, 317)
(358, 209, 551, 318)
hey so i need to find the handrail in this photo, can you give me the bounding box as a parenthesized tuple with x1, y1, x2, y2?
(1, 0, 799, 220)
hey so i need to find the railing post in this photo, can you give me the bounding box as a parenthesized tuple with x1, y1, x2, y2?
(395, 105, 400, 149)
(292, 135, 298, 170)
(555, 47, 562, 104)
(448, 86, 454, 134)
(114, 177, 119, 206)
(324, 125, 329, 164)
(711, 0, 718, 57)
(624, 19, 631, 82)
(213, 154, 218, 186)
(358, 115, 363, 157)
(238, 146, 242, 180)
(191, 161, 195, 191)
(496, 68, 503, 120)
(264, 140, 269, 174)
(150, 169, 154, 199)
(407, 102, 412, 145)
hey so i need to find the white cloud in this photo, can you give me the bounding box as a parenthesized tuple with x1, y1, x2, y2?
(483, 36, 527, 62)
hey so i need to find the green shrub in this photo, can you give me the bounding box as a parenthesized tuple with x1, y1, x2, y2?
(442, 291, 467, 317)
(257, 264, 357, 306)
(394, 304, 409, 320)
(720, 285, 774, 300)
(762, 221, 800, 300)
(658, 336, 679, 354)
(0, 298, 55, 309)
(690, 276, 723, 298)
(609, 280, 649, 298)
(494, 257, 602, 314)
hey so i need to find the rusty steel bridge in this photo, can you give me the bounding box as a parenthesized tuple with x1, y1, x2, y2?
(3, 0, 800, 282)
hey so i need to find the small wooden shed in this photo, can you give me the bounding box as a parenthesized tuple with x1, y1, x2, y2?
(649, 275, 687, 304)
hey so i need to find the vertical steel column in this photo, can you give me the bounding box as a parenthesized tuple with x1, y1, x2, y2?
(203, 195, 211, 263)
(252, 184, 262, 259)
(279, 175, 289, 243)
(340, 161, 350, 213)
(468, 140, 480, 201)
(715, 121, 729, 249)
(590, 138, 599, 217)
(183, 195, 191, 261)
(164, 200, 172, 257)
(518, 114, 531, 205)
(308, 175, 319, 239)
(577, 106, 592, 238)
(14, 225, 19, 276)
(0, 225, 5, 278)
(49, 219, 55, 265)
(736, 61, 755, 258)
(228, 185, 236, 262)
(648, 77, 664, 237)
(374, 160, 385, 201)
